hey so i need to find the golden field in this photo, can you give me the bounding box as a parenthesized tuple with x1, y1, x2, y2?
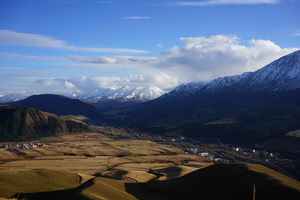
(0, 131, 299, 200)
(0, 132, 209, 199)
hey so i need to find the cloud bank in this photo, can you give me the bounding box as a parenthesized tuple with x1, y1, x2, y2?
(68, 35, 298, 82)
(27, 73, 179, 95)
(1, 33, 299, 97)
(0, 30, 148, 54)
(65, 55, 156, 64)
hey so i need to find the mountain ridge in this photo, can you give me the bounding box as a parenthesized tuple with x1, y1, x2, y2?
(124, 50, 300, 145)
(164, 50, 300, 98)
(0, 85, 167, 103)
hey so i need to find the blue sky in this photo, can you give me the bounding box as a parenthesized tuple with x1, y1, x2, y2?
(1, 0, 300, 97)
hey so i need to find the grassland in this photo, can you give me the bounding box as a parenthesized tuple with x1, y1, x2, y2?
(0, 131, 209, 199)
(0, 130, 299, 200)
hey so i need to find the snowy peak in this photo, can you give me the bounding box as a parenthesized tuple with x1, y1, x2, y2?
(168, 50, 300, 97)
(0, 93, 31, 103)
(235, 50, 300, 91)
(202, 72, 250, 93)
(167, 81, 206, 96)
(107, 85, 165, 100)
(77, 85, 165, 101)
(0, 86, 166, 103)
(136, 86, 165, 100)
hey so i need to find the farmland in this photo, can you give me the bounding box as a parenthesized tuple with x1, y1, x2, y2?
(0, 128, 300, 200)
(0, 130, 209, 199)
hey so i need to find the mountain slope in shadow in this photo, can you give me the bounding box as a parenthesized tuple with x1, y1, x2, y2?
(125, 163, 300, 200)
(11, 94, 104, 119)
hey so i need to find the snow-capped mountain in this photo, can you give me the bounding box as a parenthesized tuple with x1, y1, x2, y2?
(77, 85, 165, 101)
(233, 50, 300, 92)
(166, 50, 300, 97)
(0, 85, 166, 103)
(0, 93, 31, 103)
(167, 81, 207, 97)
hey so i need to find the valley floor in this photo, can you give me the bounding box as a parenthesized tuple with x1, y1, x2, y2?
(0, 127, 299, 200)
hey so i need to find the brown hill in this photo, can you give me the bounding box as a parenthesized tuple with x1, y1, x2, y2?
(0, 106, 92, 141)
(125, 163, 300, 200)
(13, 163, 300, 200)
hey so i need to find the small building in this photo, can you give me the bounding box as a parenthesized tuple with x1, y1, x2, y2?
(199, 152, 209, 157)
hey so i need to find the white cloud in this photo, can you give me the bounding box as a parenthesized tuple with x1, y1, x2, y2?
(121, 16, 151, 20)
(35, 79, 53, 86)
(155, 35, 299, 81)
(65, 73, 178, 91)
(1, 33, 299, 96)
(0, 67, 24, 70)
(0, 53, 64, 61)
(63, 35, 299, 82)
(157, 44, 163, 48)
(65, 55, 156, 64)
(0, 30, 148, 54)
(0, 30, 64, 48)
(16, 73, 178, 96)
(166, 0, 281, 6)
(291, 30, 300, 36)
(64, 81, 76, 89)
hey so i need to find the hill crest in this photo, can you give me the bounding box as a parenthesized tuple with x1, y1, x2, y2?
(10, 94, 104, 119)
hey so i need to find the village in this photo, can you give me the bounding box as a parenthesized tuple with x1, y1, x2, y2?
(117, 129, 298, 180)
(0, 142, 51, 151)
(0, 129, 297, 180)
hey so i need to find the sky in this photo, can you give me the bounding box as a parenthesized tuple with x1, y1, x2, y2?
(1, 0, 300, 97)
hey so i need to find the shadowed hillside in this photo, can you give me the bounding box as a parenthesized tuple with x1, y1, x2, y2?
(11, 94, 104, 119)
(125, 89, 300, 145)
(0, 106, 92, 141)
(125, 163, 300, 200)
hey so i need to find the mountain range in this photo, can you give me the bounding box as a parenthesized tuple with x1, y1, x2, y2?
(165, 50, 300, 97)
(1, 50, 300, 200)
(2, 50, 300, 145)
(122, 50, 300, 145)
(0, 85, 166, 103)
(77, 85, 165, 102)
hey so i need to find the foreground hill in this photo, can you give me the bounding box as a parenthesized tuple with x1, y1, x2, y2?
(126, 163, 300, 200)
(125, 50, 300, 145)
(10, 94, 104, 120)
(0, 106, 92, 141)
(0, 169, 84, 198)
(5, 163, 300, 200)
